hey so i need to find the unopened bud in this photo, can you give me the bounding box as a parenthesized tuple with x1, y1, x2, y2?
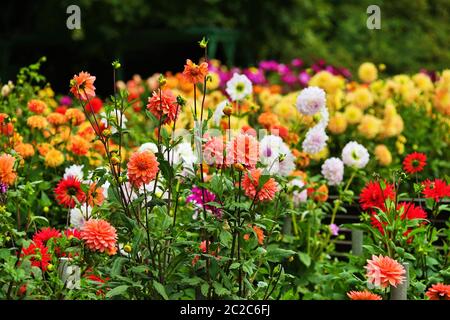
(124, 244, 132, 253)
(198, 37, 208, 49)
(112, 60, 121, 69)
(47, 264, 54, 272)
(111, 156, 120, 165)
(234, 163, 245, 172)
(223, 106, 233, 116)
(102, 129, 112, 137)
(158, 74, 166, 87)
(43, 206, 49, 213)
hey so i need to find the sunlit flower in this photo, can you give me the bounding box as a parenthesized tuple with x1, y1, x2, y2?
(374, 144, 392, 166)
(27, 99, 47, 114)
(27, 115, 48, 130)
(68, 135, 90, 156)
(226, 73, 253, 101)
(358, 62, 378, 83)
(296, 86, 326, 115)
(45, 149, 65, 168)
(359, 180, 395, 212)
(365, 255, 405, 288)
(46, 112, 66, 126)
(328, 112, 347, 134)
(14, 143, 35, 159)
(344, 105, 363, 124)
(127, 150, 159, 188)
(146, 90, 179, 125)
(65, 108, 86, 126)
(70, 71, 96, 101)
(81, 219, 117, 255)
(341, 141, 369, 169)
(347, 290, 382, 300)
(242, 168, 278, 202)
(32, 227, 61, 246)
(182, 59, 209, 84)
(0, 154, 17, 185)
(321, 157, 344, 186)
(357, 115, 382, 139)
(54, 176, 86, 208)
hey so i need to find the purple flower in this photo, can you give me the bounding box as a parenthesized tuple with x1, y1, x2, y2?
(60, 96, 72, 106)
(298, 71, 311, 86)
(277, 64, 290, 75)
(330, 224, 339, 236)
(281, 72, 297, 85)
(291, 58, 303, 68)
(0, 183, 7, 194)
(186, 186, 221, 218)
(244, 68, 266, 85)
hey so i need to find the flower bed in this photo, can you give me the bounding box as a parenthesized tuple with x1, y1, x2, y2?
(0, 45, 449, 300)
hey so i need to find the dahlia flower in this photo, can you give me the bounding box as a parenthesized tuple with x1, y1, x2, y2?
(213, 100, 229, 126)
(127, 150, 159, 188)
(341, 141, 369, 169)
(54, 176, 86, 208)
(0, 154, 17, 185)
(226, 73, 253, 101)
(146, 90, 179, 125)
(27, 99, 47, 114)
(347, 290, 382, 300)
(365, 255, 405, 289)
(422, 179, 450, 202)
(21, 241, 52, 271)
(203, 136, 225, 167)
(32, 227, 61, 245)
(296, 86, 326, 116)
(403, 152, 427, 174)
(359, 180, 396, 212)
(70, 71, 96, 101)
(182, 59, 209, 84)
(321, 157, 344, 186)
(226, 133, 259, 169)
(138, 142, 158, 154)
(259, 135, 295, 176)
(186, 186, 221, 218)
(70, 206, 92, 229)
(302, 126, 328, 155)
(45, 149, 65, 168)
(290, 178, 307, 206)
(242, 169, 278, 202)
(425, 283, 450, 300)
(100, 109, 128, 134)
(80, 219, 117, 255)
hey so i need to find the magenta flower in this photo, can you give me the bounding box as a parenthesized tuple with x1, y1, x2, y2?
(186, 186, 222, 218)
(330, 224, 339, 236)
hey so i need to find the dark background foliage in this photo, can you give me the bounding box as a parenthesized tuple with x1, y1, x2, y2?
(1, 0, 449, 95)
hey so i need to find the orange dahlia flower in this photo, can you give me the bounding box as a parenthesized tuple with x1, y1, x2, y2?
(14, 143, 35, 159)
(425, 283, 450, 300)
(65, 108, 86, 126)
(70, 71, 96, 101)
(146, 90, 178, 125)
(242, 168, 278, 202)
(87, 183, 105, 207)
(81, 219, 117, 255)
(68, 135, 90, 156)
(0, 154, 17, 185)
(347, 290, 382, 300)
(182, 59, 209, 84)
(127, 150, 159, 188)
(27, 115, 48, 130)
(27, 99, 47, 114)
(365, 255, 405, 288)
(47, 112, 66, 126)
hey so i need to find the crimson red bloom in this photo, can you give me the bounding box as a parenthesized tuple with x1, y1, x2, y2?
(86, 97, 103, 113)
(425, 283, 450, 300)
(403, 152, 427, 174)
(54, 176, 86, 208)
(359, 180, 395, 212)
(371, 202, 427, 234)
(21, 241, 52, 271)
(32, 227, 61, 245)
(55, 106, 68, 115)
(65, 228, 82, 239)
(422, 179, 450, 202)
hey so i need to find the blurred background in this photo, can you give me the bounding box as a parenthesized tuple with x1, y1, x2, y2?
(1, 0, 449, 95)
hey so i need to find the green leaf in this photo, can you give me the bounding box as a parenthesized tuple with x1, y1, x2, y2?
(200, 283, 209, 297)
(298, 252, 311, 267)
(153, 280, 169, 300)
(266, 246, 296, 262)
(219, 230, 233, 248)
(106, 285, 129, 298)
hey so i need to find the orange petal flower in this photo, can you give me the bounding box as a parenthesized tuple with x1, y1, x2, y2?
(81, 219, 117, 255)
(0, 154, 17, 185)
(87, 183, 105, 207)
(365, 255, 405, 289)
(127, 150, 159, 188)
(242, 168, 278, 202)
(347, 290, 382, 300)
(27, 99, 47, 114)
(425, 283, 450, 300)
(182, 59, 209, 84)
(70, 71, 96, 101)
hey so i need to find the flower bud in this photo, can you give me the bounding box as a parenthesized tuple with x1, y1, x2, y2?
(47, 264, 54, 272)
(111, 156, 121, 165)
(43, 206, 49, 213)
(223, 105, 233, 116)
(102, 129, 112, 137)
(233, 163, 245, 172)
(124, 244, 132, 253)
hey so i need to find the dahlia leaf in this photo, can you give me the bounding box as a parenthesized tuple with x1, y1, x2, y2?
(153, 280, 169, 300)
(106, 285, 129, 298)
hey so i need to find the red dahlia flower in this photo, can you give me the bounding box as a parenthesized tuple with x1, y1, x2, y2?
(425, 283, 450, 300)
(359, 180, 395, 212)
(402, 152, 427, 174)
(21, 241, 52, 271)
(32, 227, 61, 245)
(146, 90, 178, 125)
(422, 179, 450, 202)
(54, 176, 87, 208)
